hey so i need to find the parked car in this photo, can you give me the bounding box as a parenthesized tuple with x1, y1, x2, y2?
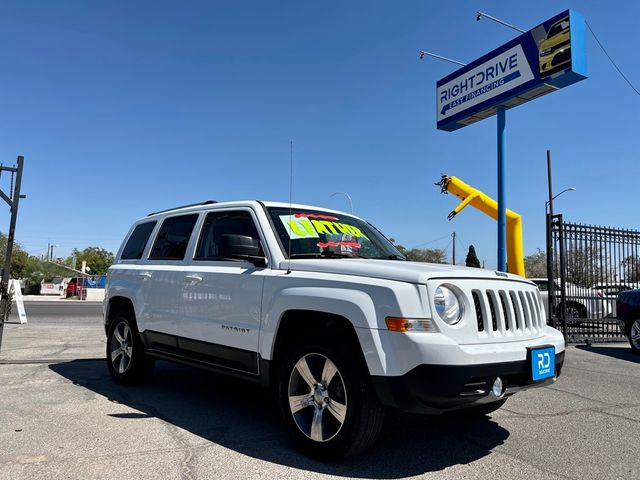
(530, 278, 610, 321)
(592, 283, 638, 317)
(616, 289, 640, 353)
(66, 278, 78, 297)
(40, 276, 67, 296)
(105, 200, 565, 458)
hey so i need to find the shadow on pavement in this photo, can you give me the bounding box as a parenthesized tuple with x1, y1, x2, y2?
(576, 344, 640, 364)
(50, 359, 509, 478)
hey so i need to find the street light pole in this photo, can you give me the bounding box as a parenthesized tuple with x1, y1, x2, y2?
(546, 150, 555, 327)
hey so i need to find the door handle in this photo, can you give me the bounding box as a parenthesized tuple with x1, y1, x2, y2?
(138, 271, 152, 279)
(185, 274, 203, 283)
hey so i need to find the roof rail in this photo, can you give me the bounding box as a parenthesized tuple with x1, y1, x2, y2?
(147, 200, 218, 217)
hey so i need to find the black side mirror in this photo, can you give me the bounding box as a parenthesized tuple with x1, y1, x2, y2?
(219, 234, 267, 267)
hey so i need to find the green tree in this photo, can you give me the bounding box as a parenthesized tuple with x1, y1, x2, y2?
(388, 238, 408, 257)
(405, 248, 447, 264)
(465, 245, 481, 268)
(69, 247, 115, 275)
(0, 232, 30, 279)
(388, 238, 447, 264)
(524, 248, 547, 278)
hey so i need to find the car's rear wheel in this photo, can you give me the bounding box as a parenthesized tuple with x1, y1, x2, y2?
(626, 319, 640, 354)
(278, 343, 384, 459)
(106, 312, 155, 384)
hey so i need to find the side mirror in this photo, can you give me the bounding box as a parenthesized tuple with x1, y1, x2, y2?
(219, 234, 267, 267)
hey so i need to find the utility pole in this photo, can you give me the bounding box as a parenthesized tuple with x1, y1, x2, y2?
(452, 232, 456, 265)
(0, 156, 26, 352)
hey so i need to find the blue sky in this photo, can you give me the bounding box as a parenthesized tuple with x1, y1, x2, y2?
(0, 1, 638, 269)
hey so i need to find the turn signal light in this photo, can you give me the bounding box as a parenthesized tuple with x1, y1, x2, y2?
(385, 317, 438, 333)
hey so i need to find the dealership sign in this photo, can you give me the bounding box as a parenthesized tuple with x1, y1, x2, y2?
(437, 10, 587, 131)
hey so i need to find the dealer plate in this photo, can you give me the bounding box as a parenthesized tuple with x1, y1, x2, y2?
(531, 347, 555, 381)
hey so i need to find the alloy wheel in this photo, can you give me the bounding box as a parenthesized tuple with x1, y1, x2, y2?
(110, 321, 133, 374)
(631, 319, 640, 350)
(287, 353, 348, 443)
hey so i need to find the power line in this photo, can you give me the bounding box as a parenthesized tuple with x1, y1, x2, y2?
(410, 234, 452, 249)
(587, 21, 640, 98)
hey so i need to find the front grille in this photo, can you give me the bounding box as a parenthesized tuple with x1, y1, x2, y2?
(471, 288, 544, 336)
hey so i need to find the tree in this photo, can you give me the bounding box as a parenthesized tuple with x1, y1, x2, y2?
(388, 238, 408, 257)
(0, 232, 30, 279)
(388, 238, 447, 264)
(621, 255, 640, 283)
(524, 248, 547, 278)
(465, 245, 481, 268)
(405, 248, 447, 264)
(563, 246, 606, 287)
(69, 247, 115, 275)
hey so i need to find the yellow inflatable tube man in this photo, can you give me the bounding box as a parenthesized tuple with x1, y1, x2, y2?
(436, 175, 525, 276)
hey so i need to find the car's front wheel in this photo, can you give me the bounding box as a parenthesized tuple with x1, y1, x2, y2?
(626, 318, 640, 354)
(106, 312, 155, 384)
(278, 343, 384, 459)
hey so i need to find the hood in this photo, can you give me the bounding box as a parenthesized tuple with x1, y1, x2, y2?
(279, 259, 531, 285)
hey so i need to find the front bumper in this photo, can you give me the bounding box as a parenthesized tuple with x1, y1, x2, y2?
(371, 350, 565, 414)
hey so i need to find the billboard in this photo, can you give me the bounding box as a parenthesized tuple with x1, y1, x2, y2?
(436, 10, 587, 131)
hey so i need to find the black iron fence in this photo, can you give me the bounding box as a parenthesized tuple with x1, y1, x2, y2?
(548, 215, 640, 343)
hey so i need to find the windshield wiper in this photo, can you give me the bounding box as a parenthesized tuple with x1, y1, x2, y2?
(381, 254, 407, 261)
(288, 252, 369, 259)
(321, 251, 369, 259)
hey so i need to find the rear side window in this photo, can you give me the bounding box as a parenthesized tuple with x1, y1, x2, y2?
(149, 214, 199, 260)
(195, 211, 263, 260)
(121, 221, 157, 260)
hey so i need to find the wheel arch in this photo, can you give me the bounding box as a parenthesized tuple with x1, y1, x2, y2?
(105, 296, 138, 335)
(268, 309, 382, 387)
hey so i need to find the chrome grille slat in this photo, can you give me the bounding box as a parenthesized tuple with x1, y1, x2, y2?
(472, 290, 485, 332)
(518, 291, 531, 330)
(498, 290, 513, 332)
(509, 291, 522, 330)
(486, 290, 499, 332)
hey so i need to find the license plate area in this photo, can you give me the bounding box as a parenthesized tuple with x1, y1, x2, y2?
(529, 346, 555, 382)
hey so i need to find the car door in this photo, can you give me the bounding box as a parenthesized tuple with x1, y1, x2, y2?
(142, 213, 200, 349)
(179, 208, 267, 374)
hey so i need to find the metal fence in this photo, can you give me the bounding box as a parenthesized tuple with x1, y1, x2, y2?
(549, 215, 640, 343)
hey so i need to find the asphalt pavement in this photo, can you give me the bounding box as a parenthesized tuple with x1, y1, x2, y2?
(0, 301, 639, 479)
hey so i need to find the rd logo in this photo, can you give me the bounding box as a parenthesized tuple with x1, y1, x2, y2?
(537, 352, 551, 370)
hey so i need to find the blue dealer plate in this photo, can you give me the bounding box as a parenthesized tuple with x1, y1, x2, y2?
(531, 347, 555, 382)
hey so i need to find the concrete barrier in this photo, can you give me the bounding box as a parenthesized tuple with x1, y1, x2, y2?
(84, 288, 105, 301)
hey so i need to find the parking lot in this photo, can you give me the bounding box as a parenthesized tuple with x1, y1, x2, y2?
(0, 300, 639, 480)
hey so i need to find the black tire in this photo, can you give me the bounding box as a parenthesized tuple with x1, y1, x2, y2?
(626, 319, 640, 354)
(277, 342, 384, 460)
(106, 311, 155, 384)
(458, 399, 507, 417)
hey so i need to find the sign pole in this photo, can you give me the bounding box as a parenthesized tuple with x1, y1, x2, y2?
(0, 156, 25, 352)
(497, 107, 507, 272)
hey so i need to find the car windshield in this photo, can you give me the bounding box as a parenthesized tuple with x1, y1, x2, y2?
(547, 19, 569, 38)
(267, 207, 405, 260)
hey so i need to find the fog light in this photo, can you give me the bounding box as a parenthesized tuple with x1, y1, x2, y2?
(492, 377, 505, 397)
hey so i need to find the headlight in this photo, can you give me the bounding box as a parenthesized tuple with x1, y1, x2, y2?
(434, 285, 463, 325)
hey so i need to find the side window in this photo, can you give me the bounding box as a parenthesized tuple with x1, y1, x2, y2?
(121, 221, 157, 260)
(149, 214, 199, 260)
(195, 211, 263, 260)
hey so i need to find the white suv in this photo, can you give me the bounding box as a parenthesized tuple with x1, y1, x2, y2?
(104, 200, 565, 459)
